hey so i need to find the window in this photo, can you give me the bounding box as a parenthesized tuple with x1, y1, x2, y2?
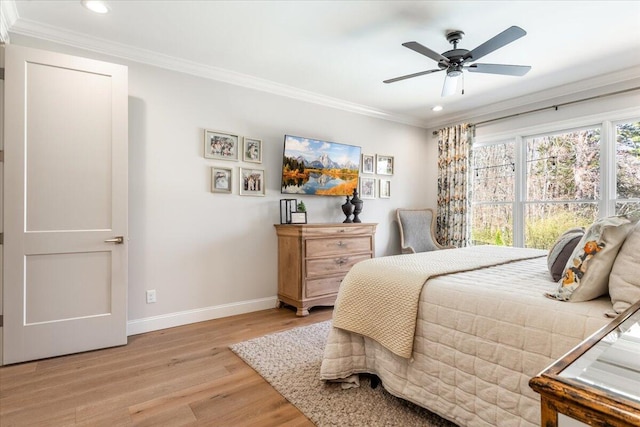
(471, 117, 640, 250)
(471, 142, 514, 245)
(524, 128, 600, 248)
(615, 121, 640, 214)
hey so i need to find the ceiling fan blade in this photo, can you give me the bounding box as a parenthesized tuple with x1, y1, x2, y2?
(441, 72, 463, 97)
(383, 68, 442, 84)
(402, 41, 450, 64)
(467, 63, 531, 76)
(462, 26, 526, 62)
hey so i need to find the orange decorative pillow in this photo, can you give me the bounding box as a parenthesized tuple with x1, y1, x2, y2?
(546, 215, 637, 302)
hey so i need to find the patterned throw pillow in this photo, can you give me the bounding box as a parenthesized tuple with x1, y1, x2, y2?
(547, 227, 585, 281)
(607, 222, 640, 316)
(547, 215, 638, 302)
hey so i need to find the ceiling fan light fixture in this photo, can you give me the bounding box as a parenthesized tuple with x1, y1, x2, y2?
(384, 26, 530, 98)
(432, 105, 443, 112)
(81, 0, 109, 14)
(442, 71, 463, 97)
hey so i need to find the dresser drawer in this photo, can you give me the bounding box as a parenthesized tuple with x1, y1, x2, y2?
(306, 276, 344, 298)
(305, 253, 371, 278)
(306, 236, 372, 258)
(302, 225, 375, 237)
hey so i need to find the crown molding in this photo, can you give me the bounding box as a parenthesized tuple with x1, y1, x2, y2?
(9, 17, 427, 128)
(0, 0, 19, 43)
(12, 12, 635, 132)
(427, 66, 640, 130)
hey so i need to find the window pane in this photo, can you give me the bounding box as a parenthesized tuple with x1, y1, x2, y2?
(471, 204, 513, 246)
(472, 143, 515, 202)
(526, 129, 601, 201)
(616, 201, 640, 215)
(525, 203, 597, 249)
(616, 121, 640, 199)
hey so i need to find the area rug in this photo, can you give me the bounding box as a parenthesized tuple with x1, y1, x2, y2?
(230, 321, 457, 427)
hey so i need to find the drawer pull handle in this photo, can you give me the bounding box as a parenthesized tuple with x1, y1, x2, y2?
(339, 229, 346, 233)
(337, 241, 344, 246)
(336, 257, 348, 265)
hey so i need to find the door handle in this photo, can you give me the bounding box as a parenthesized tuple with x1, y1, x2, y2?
(104, 236, 124, 244)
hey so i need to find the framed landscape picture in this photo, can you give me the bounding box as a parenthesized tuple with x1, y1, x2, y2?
(281, 134, 361, 196)
(239, 167, 265, 196)
(204, 129, 239, 161)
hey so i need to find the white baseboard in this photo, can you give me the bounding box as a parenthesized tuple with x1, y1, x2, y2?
(126, 296, 278, 336)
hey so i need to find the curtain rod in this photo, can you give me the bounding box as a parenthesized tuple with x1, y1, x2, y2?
(432, 86, 640, 136)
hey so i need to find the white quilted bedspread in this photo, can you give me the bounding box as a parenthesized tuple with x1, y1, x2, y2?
(320, 256, 613, 427)
(333, 246, 547, 358)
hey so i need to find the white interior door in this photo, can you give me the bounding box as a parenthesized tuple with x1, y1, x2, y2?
(3, 44, 128, 364)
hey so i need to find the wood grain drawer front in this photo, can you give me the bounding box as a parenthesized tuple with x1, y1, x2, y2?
(306, 237, 372, 258)
(306, 253, 371, 278)
(303, 225, 375, 237)
(306, 276, 344, 298)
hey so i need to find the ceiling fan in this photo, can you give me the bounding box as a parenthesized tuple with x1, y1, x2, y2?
(384, 26, 531, 97)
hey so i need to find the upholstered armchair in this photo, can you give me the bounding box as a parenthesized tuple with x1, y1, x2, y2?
(396, 208, 453, 254)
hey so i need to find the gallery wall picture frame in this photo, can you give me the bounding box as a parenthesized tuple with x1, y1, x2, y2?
(239, 167, 265, 196)
(362, 154, 375, 174)
(204, 129, 240, 161)
(379, 179, 391, 198)
(290, 212, 307, 224)
(359, 177, 376, 199)
(376, 154, 394, 175)
(243, 137, 263, 163)
(211, 166, 233, 193)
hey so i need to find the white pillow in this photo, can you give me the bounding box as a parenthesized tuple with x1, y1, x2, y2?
(607, 221, 640, 315)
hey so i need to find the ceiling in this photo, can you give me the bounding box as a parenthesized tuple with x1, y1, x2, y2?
(4, 1, 640, 128)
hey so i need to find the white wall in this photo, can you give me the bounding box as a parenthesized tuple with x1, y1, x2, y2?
(8, 36, 434, 334)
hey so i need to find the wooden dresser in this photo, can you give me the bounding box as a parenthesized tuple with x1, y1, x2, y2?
(274, 223, 377, 316)
(529, 300, 640, 427)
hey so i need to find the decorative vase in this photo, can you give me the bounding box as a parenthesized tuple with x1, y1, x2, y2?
(341, 196, 354, 223)
(351, 189, 363, 223)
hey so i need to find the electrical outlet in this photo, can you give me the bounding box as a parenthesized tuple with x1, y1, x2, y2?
(146, 289, 157, 304)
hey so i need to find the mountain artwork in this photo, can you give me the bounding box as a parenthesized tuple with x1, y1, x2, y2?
(281, 135, 361, 196)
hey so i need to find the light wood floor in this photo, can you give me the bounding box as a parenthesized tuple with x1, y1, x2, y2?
(0, 306, 333, 426)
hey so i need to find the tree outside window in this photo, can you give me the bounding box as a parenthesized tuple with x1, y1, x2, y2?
(471, 119, 640, 250)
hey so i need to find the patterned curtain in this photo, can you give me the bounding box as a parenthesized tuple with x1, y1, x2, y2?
(436, 124, 472, 247)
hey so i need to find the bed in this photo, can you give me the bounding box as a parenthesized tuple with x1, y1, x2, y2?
(319, 238, 637, 427)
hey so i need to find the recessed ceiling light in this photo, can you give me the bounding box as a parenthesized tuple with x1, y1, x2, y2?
(432, 105, 443, 112)
(81, 0, 109, 14)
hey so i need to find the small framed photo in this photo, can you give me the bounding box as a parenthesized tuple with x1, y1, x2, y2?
(204, 129, 239, 161)
(362, 154, 375, 174)
(290, 212, 307, 224)
(211, 167, 232, 193)
(376, 154, 394, 175)
(379, 179, 391, 198)
(239, 167, 265, 196)
(359, 177, 376, 199)
(243, 137, 262, 163)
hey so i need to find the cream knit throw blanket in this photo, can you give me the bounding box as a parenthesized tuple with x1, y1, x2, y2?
(332, 246, 546, 358)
